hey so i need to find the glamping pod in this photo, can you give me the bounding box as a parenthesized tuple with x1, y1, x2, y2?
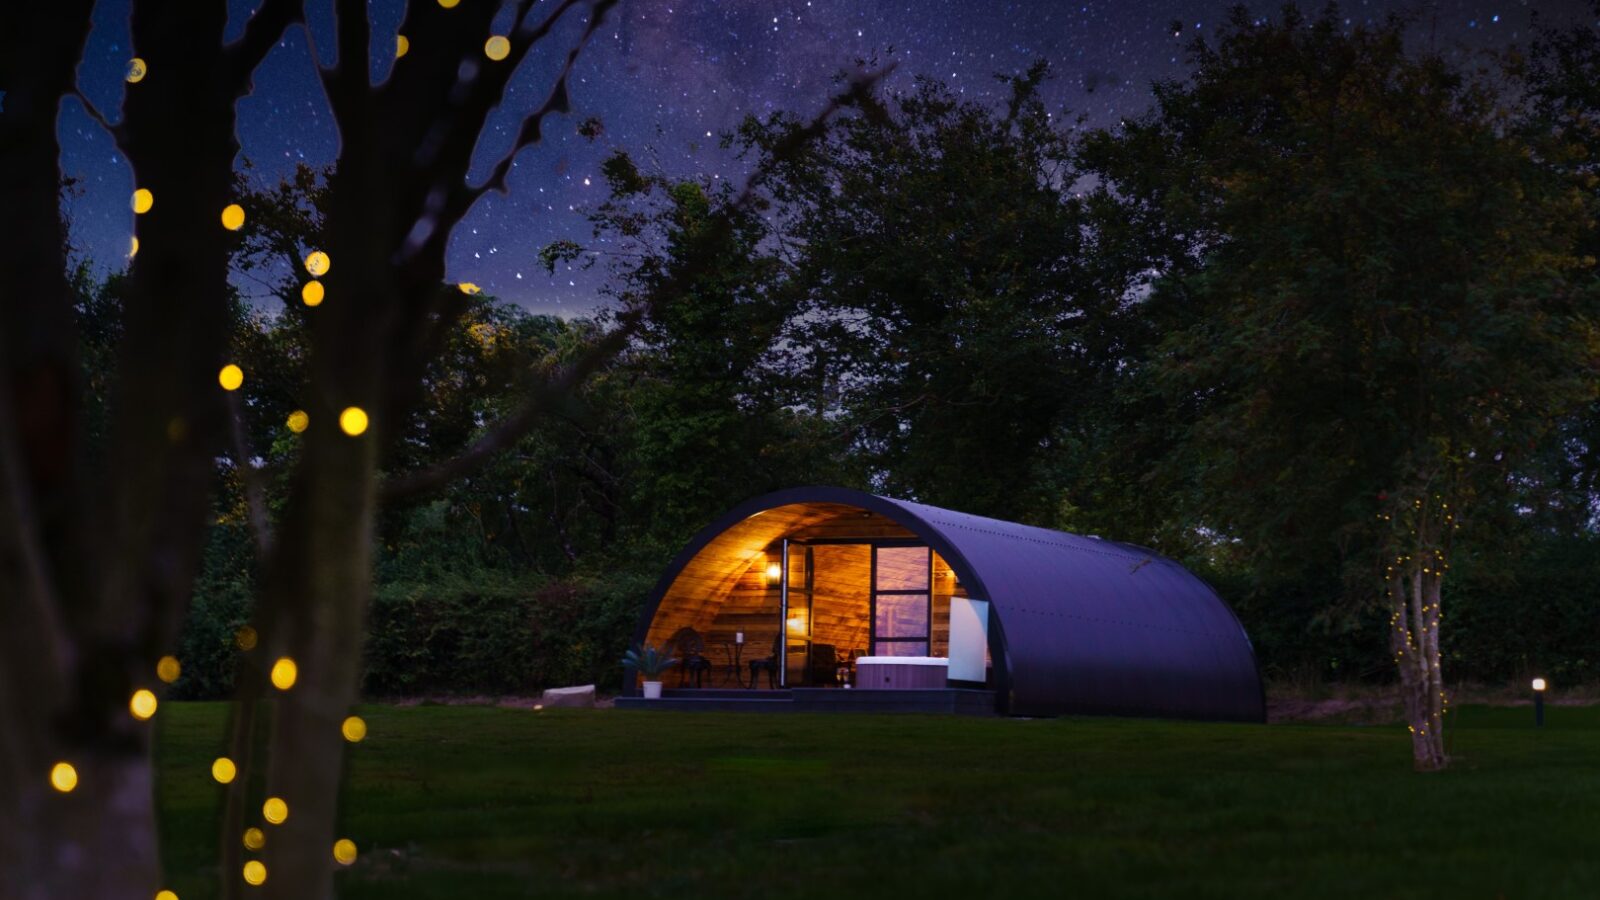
(623, 486, 1265, 722)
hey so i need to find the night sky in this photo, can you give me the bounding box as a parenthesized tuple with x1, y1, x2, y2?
(60, 0, 1591, 315)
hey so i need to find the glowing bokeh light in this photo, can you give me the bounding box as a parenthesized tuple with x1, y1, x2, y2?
(341, 715, 368, 743)
(262, 796, 289, 825)
(286, 410, 310, 434)
(242, 860, 267, 885)
(212, 757, 237, 784)
(438, 0, 460, 7)
(129, 236, 139, 258)
(396, 34, 409, 57)
(339, 407, 369, 436)
(221, 204, 246, 231)
(304, 250, 330, 277)
(301, 279, 325, 306)
(218, 364, 244, 392)
(243, 827, 265, 850)
(1533, 677, 1548, 692)
(333, 838, 358, 865)
(457, 282, 481, 295)
(50, 762, 78, 793)
(235, 625, 258, 651)
(157, 655, 181, 683)
(270, 657, 297, 690)
(156, 891, 178, 900)
(130, 689, 158, 720)
(132, 188, 154, 214)
(484, 36, 510, 61)
(126, 58, 147, 83)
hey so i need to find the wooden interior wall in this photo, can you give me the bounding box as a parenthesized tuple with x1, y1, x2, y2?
(643, 503, 975, 679)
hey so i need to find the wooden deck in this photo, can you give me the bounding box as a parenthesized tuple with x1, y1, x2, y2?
(615, 687, 997, 716)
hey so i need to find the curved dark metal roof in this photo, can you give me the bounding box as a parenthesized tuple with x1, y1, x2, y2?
(635, 486, 1265, 722)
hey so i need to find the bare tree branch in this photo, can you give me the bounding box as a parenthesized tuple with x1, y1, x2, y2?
(225, 0, 304, 93)
(226, 392, 273, 562)
(381, 67, 891, 501)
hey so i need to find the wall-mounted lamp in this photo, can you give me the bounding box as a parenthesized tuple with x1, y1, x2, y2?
(766, 562, 783, 581)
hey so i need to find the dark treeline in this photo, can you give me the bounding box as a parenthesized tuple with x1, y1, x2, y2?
(77, 7, 1598, 698)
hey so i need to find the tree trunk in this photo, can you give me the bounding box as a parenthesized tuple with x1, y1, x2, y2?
(1385, 496, 1450, 772)
(3, 754, 162, 899)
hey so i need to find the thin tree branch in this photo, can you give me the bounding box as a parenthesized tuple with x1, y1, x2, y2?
(225, 0, 304, 93)
(69, 88, 127, 150)
(381, 67, 891, 501)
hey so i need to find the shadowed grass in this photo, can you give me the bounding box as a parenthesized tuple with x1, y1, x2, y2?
(154, 703, 1599, 898)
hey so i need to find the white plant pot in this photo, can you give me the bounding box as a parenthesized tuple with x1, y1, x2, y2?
(642, 680, 663, 700)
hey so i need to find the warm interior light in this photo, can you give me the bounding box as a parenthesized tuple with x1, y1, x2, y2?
(156, 655, 181, 683)
(304, 250, 330, 276)
(243, 827, 265, 850)
(221, 204, 245, 231)
(212, 757, 237, 784)
(1532, 677, 1547, 692)
(339, 406, 369, 436)
(132, 188, 153, 214)
(129, 689, 158, 720)
(333, 838, 358, 865)
(270, 657, 298, 690)
(765, 562, 782, 580)
(484, 35, 510, 61)
(262, 796, 288, 825)
(341, 716, 367, 743)
(218, 364, 244, 392)
(50, 762, 78, 793)
(242, 860, 267, 885)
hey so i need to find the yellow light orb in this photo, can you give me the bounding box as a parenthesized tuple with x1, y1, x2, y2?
(341, 715, 368, 743)
(132, 188, 154, 214)
(156, 891, 178, 900)
(269, 657, 297, 691)
(262, 796, 289, 825)
(242, 860, 267, 885)
(332, 838, 358, 865)
(130, 689, 159, 721)
(221, 204, 246, 231)
(301, 279, 325, 307)
(457, 282, 481, 295)
(218, 364, 244, 392)
(339, 406, 369, 437)
(396, 34, 409, 58)
(243, 827, 266, 850)
(286, 410, 310, 434)
(304, 250, 330, 277)
(50, 762, 78, 793)
(484, 35, 510, 61)
(437, 0, 459, 7)
(126, 58, 147, 83)
(156, 655, 181, 683)
(212, 757, 237, 784)
(129, 236, 139, 258)
(235, 625, 258, 651)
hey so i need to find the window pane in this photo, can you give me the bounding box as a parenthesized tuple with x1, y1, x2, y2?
(872, 640, 929, 657)
(875, 592, 928, 638)
(875, 547, 929, 591)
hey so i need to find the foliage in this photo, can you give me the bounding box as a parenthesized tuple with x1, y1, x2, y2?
(620, 643, 679, 679)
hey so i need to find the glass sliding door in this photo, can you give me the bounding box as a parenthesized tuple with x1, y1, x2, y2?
(871, 545, 931, 657)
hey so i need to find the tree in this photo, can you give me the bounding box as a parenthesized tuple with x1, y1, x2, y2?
(736, 63, 1128, 523)
(1080, 6, 1599, 770)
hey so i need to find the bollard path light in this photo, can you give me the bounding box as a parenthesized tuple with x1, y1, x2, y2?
(1532, 677, 1547, 727)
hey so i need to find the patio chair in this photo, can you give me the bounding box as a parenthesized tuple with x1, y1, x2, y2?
(747, 633, 781, 689)
(667, 627, 714, 688)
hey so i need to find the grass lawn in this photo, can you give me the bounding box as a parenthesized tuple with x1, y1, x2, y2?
(154, 702, 1599, 899)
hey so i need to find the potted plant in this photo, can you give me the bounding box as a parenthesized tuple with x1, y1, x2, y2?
(622, 643, 678, 699)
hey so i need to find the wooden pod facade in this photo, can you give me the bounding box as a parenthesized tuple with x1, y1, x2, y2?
(629, 487, 1266, 722)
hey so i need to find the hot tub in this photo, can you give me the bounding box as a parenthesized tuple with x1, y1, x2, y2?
(854, 656, 948, 689)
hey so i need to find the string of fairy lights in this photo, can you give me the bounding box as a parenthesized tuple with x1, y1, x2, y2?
(50, 1, 553, 891)
(1380, 494, 1457, 745)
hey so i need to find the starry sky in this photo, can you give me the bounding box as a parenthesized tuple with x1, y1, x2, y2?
(60, 0, 1592, 315)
